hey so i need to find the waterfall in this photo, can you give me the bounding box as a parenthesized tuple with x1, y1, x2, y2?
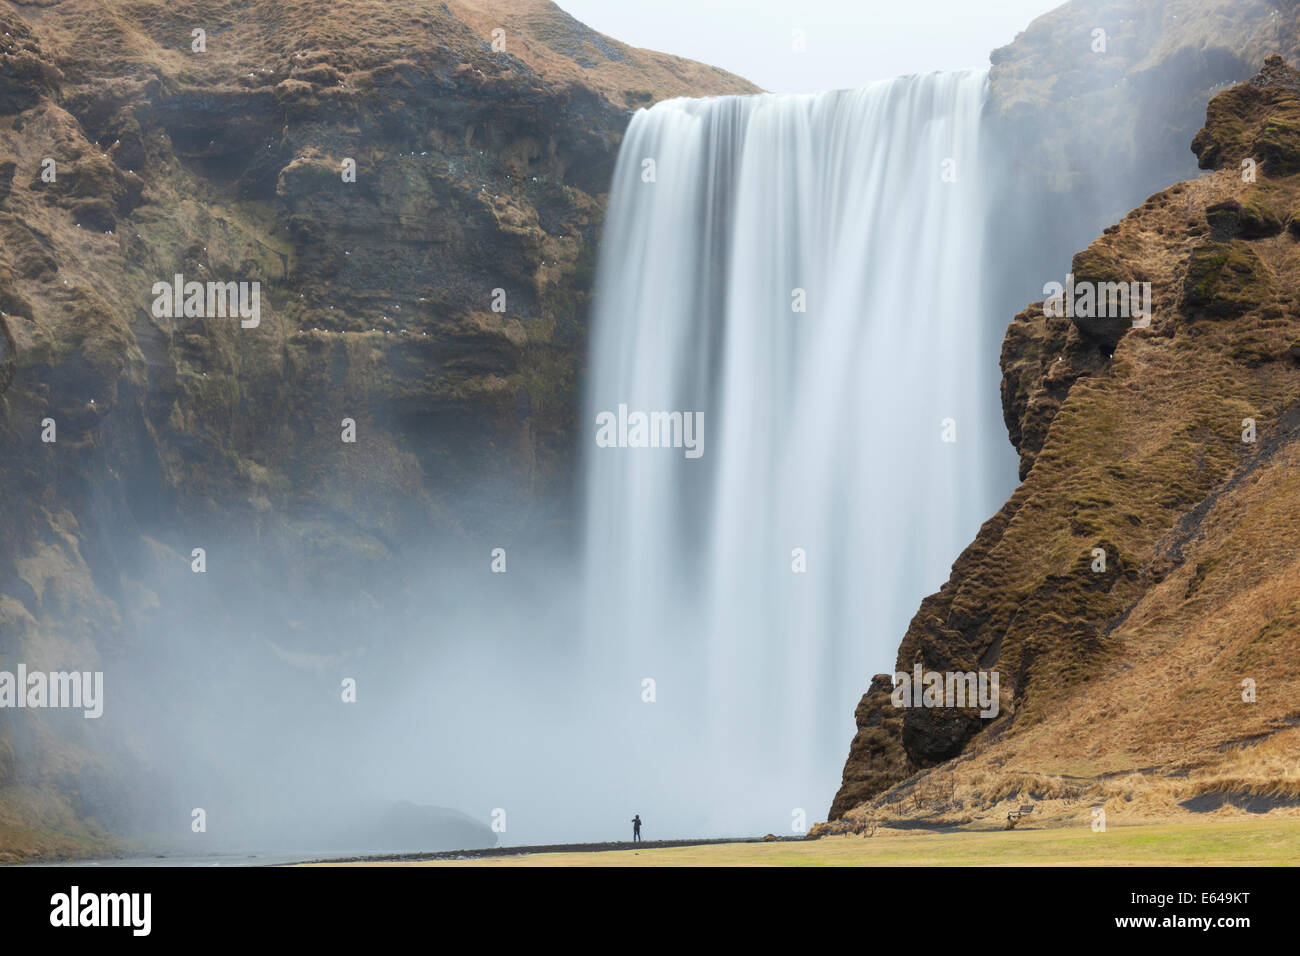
(581, 71, 1010, 834)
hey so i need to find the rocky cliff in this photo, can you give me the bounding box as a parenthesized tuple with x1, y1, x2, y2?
(981, 0, 1300, 360)
(0, 0, 754, 860)
(987, 0, 1300, 199)
(829, 55, 1300, 828)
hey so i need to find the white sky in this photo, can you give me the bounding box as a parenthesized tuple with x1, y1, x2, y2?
(555, 0, 1062, 93)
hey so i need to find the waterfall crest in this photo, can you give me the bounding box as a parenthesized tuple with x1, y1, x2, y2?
(582, 71, 1007, 830)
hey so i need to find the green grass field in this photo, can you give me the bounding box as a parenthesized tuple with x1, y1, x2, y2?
(309, 819, 1300, 866)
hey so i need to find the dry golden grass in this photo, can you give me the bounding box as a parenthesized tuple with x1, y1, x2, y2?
(18, 1, 755, 107)
(839, 131, 1300, 822)
(302, 818, 1300, 866)
(451, 0, 760, 104)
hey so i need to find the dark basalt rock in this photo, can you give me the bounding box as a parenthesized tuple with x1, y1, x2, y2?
(1194, 55, 1300, 175)
(0, 312, 15, 394)
(1068, 245, 1141, 347)
(831, 51, 1300, 822)
(0, 0, 756, 859)
(1181, 241, 1274, 319)
(828, 674, 912, 820)
(1206, 199, 1245, 240)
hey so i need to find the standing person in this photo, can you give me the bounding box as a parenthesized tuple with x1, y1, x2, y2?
(631, 814, 642, 843)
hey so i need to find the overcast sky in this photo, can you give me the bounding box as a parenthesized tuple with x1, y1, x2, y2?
(555, 0, 1062, 93)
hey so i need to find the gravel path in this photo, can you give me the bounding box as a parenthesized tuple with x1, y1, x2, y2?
(292, 836, 803, 865)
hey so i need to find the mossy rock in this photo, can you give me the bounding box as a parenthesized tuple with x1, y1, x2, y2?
(1240, 198, 1283, 237)
(0, 280, 34, 320)
(1192, 83, 1270, 170)
(0, 313, 15, 394)
(1180, 242, 1273, 319)
(275, 156, 344, 202)
(70, 197, 116, 232)
(1208, 197, 1283, 239)
(1071, 244, 1130, 286)
(1069, 244, 1138, 344)
(1206, 200, 1243, 240)
(1256, 114, 1300, 176)
(1192, 63, 1300, 178)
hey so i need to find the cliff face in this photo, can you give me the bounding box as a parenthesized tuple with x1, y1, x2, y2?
(829, 56, 1300, 827)
(980, 0, 1300, 367)
(0, 0, 754, 859)
(986, 0, 1300, 210)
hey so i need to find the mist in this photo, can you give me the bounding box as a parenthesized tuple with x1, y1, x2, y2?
(2, 0, 1265, 860)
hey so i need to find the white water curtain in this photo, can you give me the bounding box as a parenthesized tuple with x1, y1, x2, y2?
(582, 72, 1002, 832)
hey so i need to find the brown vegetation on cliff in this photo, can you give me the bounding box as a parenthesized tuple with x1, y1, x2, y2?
(831, 55, 1300, 831)
(987, 0, 1300, 203)
(0, 0, 752, 860)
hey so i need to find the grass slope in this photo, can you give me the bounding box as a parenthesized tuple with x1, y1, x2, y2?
(303, 819, 1300, 867)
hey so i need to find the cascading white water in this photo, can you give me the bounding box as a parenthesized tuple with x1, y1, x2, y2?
(582, 71, 1007, 834)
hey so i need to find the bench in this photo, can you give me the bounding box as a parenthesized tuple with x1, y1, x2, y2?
(1005, 804, 1034, 830)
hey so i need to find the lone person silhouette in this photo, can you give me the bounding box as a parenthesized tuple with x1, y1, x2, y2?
(631, 814, 642, 843)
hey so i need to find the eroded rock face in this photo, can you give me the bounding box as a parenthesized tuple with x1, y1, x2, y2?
(830, 56, 1300, 821)
(985, 0, 1299, 209)
(828, 674, 911, 820)
(0, 0, 754, 858)
(979, 0, 1300, 406)
(0, 312, 15, 393)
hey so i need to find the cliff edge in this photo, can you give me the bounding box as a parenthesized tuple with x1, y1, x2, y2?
(0, 0, 753, 861)
(829, 55, 1300, 829)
